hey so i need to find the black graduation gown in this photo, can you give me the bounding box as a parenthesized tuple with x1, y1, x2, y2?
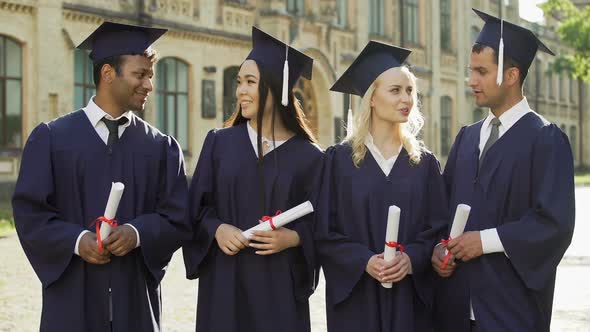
(182, 123, 323, 332)
(315, 143, 448, 332)
(12, 110, 190, 332)
(433, 112, 575, 332)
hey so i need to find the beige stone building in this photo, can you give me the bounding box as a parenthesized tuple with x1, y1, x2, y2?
(0, 0, 587, 191)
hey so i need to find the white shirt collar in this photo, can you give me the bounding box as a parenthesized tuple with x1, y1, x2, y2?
(482, 97, 531, 133)
(364, 133, 402, 176)
(246, 121, 287, 156)
(83, 96, 133, 129)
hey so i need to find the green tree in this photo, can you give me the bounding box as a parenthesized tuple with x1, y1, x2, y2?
(541, 0, 590, 82)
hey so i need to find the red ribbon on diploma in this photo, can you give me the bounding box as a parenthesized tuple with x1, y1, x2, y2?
(91, 216, 118, 253)
(385, 241, 405, 253)
(261, 210, 283, 230)
(440, 237, 452, 270)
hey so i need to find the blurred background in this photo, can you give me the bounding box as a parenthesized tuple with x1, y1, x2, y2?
(0, 0, 589, 331)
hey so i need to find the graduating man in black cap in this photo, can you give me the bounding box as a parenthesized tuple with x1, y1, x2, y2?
(431, 9, 575, 332)
(12, 22, 190, 331)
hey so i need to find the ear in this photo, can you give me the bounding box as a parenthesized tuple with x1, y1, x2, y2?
(101, 64, 115, 85)
(370, 96, 375, 108)
(505, 67, 520, 87)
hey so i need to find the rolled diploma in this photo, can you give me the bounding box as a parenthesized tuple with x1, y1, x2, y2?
(382, 205, 401, 288)
(445, 204, 471, 255)
(99, 182, 125, 241)
(242, 201, 314, 240)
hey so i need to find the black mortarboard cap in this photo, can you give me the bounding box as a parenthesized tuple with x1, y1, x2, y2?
(77, 22, 167, 64)
(330, 41, 412, 97)
(246, 26, 313, 106)
(473, 8, 555, 73)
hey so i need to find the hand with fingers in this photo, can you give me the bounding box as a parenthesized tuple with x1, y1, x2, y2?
(432, 243, 456, 277)
(447, 231, 483, 262)
(79, 232, 111, 265)
(102, 225, 138, 257)
(249, 227, 301, 255)
(365, 253, 385, 281)
(215, 223, 250, 256)
(379, 252, 412, 283)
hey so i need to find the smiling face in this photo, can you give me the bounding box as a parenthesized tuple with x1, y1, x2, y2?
(109, 55, 154, 112)
(370, 67, 415, 125)
(236, 59, 274, 120)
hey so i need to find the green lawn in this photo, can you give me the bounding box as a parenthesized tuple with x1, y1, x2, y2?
(575, 172, 590, 186)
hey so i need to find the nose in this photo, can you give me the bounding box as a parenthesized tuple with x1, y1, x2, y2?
(236, 83, 246, 97)
(468, 73, 477, 89)
(144, 78, 153, 92)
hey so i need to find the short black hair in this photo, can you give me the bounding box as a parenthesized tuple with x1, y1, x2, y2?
(92, 49, 159, 87)
(472, 43, 527, 86)
(93, 55, 125, 87)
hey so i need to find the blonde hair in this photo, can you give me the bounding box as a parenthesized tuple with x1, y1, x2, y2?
(345, 66, 425, 167)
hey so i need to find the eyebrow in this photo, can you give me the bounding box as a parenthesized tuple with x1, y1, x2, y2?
(237, 74, 258, 80)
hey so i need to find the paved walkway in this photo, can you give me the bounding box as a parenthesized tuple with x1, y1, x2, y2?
(1, 187, 589, 331)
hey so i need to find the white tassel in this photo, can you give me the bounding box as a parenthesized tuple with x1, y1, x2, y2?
(346, 107, 354, 138)
(496, 37, 504, 86)
(281, 59, 289, 106)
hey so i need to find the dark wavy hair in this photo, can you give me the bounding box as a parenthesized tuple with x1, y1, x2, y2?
(224, 59, 317, 161)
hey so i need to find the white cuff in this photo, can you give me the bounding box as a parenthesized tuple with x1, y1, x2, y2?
(125, 224, 141, 248)
(480, 228, 507, 257)
(74, 230, 91, 255)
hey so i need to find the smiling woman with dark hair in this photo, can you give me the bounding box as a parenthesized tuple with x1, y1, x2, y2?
(182, 26, 323, 332)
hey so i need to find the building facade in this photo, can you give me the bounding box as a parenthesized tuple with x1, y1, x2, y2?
(0, 0, 587, 190)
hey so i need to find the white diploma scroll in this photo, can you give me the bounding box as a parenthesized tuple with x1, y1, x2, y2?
(382, 205, 401, 289)
(441, 204, 472, 269)
(99, 182, 125, 241)
(242, 201, 314, 240)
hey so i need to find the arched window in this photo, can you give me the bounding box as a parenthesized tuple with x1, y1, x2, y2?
(369, 0, 384, 35)
(0, 36, 23, 149)
(74, 49, 95, 109)
(440, 96, 453, 156)
(223, 66, 239, 121)
(570, 126, 577, 161)
(156, 58, 189, 151)
(440, 0, 452, 51)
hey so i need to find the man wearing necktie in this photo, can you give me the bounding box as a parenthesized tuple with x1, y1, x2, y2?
(431, 9, 575, 332)
(12, 22, 190, 332)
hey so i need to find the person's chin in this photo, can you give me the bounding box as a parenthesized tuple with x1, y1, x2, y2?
(241, 109, 256, 119)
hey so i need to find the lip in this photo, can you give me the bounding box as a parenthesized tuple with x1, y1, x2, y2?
(398, 107, 410, 116)
(240, 100, 253, 108)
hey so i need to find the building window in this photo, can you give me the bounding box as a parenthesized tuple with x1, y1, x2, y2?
(156, 58, 189, 151)
(223, 66, 239, 122)
(474, 107, 485, 123)
(287, 0, 305, 16)
(548, 70, 554, 99)
(74, 49, 96, 109)
(403, 0, 420, 44)
(337, 0, 348, 27)
(369, 0, 384, 35)
(471, 26, 480, 44)
(0, 36, 23, 149)
(440, 96, 452, 156)
(441, 0, 452, 51)
(570, 78, 575, 102)
(570, 126, 577, 161)
(559, 74, 564, 101)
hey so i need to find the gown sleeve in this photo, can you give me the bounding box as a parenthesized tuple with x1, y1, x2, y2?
(12, 123, 85, 288)
(182, 130, 224, 279)
(126, 135, 191, 283)
(315, 146, 375, 306)
(496, 124, 575, 291)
